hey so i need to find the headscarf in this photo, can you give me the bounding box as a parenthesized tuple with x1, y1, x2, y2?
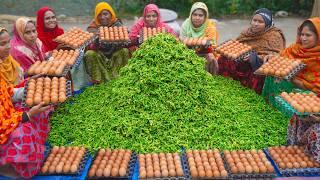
(36, 6, 64, 52)
(129, 4, 176, 40)
(0, 78, 22, 145)
(87, 2, 118, 31)
(10, 17, 45, 71)
(281, 17, 320, 93)
(180, 2, 218, 45)
(0, 27, 21, 85)
(254, 8, 273, 29)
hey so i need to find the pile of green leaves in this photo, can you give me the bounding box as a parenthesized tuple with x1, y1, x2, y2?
(49, 34, 289, 153)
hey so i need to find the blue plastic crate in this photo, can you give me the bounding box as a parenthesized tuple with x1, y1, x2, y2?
(263, 148, 320, 177)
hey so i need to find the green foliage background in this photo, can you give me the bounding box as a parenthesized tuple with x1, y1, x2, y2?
(0, 0, 313, 18)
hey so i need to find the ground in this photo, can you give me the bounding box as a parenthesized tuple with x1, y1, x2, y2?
(0, 15, 304, 45)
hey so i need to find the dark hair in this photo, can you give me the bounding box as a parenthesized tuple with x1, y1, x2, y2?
(299, 20, 318, 40)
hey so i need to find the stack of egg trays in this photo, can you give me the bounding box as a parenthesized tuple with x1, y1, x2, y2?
(38, 147, 90, 176)
(71, 47, 85, 69)
(221, 151, 276, 179)
(283, 64, 306, 81)
(263, 148, 320, 177)
(77, 35, 98, 50)
(214, 39, 255, 63)
(22, 77, 73, 108)
(87, 151, 137, 180)
(275, 95, 320, 117)
(137, 153, 190, 180)
(180, 149, 229, 180)
(99, 39, 132, 48)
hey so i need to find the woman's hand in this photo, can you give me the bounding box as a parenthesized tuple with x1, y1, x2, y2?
(27, 102, 51, 118)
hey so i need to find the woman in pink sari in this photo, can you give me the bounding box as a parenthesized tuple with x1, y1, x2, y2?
(10, 17, 46, 72)
(129, 4, 176, 43)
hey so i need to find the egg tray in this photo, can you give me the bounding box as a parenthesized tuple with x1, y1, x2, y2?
(186, 40, 212, 50)
(263, 148, 320, 177)
(138, 153, 190, 180)
(221, 152, 276, 179)
(22, 79, 72, 108)
(99, 39, 132, 48)
(180, 153, 227, 180)
(71, 47, 85, 69)
(56, 35, 98, 50)
(254, 63, 306, 81)
(87, 152, 137, 180)
(28, 61, 71, 77)
(275, 96, 320, 117)
(215, 39, 255, 62)
(38, 148, 90, 176)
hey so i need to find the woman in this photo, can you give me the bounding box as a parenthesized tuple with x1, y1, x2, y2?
(36, 6, 64, 52)
(218, 8, 286, 94)
(262, 17, 320, 106)
(10, 17, 46, 72)
(0, 26, 51, 178)
(84, 2, 129, 83)
(129, 4, 176, 42)
(180, 2, 219, 75)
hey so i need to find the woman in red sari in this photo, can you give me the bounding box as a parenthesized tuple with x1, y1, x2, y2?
(36, 6, 64, 52)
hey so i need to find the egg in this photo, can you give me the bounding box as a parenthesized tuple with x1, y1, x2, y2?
(70, 164, 78, 173)
(48, 165, 56, 174)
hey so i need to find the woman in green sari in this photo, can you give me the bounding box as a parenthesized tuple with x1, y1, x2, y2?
(84, 2, 129, 83)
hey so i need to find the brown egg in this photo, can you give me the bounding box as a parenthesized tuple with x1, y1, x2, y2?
(139, 169, 146, 178)
(48, 165, 56, 174)
(41, 165, 49, 174)
(70, 164, 78, 173)
(154, 170, 161, 177)
(111, 167, 118, 176)
(198, 169, 206, 177)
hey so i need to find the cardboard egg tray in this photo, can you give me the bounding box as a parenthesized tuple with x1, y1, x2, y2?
(275, 94, 320, 117)
(215, 39, 255, 62)
(38, 147, 90, 176)
(137, 153, 190, 180)
(87, 151, 137, 180)
(221, 151, 276, 179)
(181, 152, 227, 180)
(22, 77, 72, 108)
(263, 148, 320, 177)
(254, 62, 306, 81)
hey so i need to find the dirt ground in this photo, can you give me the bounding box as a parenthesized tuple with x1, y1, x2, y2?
(0, 15, 304, 45)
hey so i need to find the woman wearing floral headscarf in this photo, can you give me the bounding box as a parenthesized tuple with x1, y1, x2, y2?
(84, 2, 129, 84)
(129, 3, 176, 42)
(10, 17, 46, 72)
(219, 8, 286, 94)
(180, 2, 219, 75)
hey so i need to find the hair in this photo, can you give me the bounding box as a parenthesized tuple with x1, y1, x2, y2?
(193, 8, 207, 18)
(299, 20, 318, 40)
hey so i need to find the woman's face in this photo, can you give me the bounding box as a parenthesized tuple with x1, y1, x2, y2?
(44, 10, 57, 29)
(145, 11, 158, 27)
(24, 22, 37, 45)
(0, 31, 10, 60)
(250, 14, 266, 33)
(300, 26, 318, 49)
(191, 9, 206, 28)
(98, 10, 112, 26)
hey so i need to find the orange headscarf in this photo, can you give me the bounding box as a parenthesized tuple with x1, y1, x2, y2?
(94, 2, 117, 26)
(281, 17, 320, 93)
(0, 78, 22, 145)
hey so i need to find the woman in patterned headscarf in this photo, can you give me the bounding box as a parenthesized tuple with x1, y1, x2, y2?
(84, 2, 129, 84)
(219, 8, 286, 94)
(10, 17, 46, 72)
